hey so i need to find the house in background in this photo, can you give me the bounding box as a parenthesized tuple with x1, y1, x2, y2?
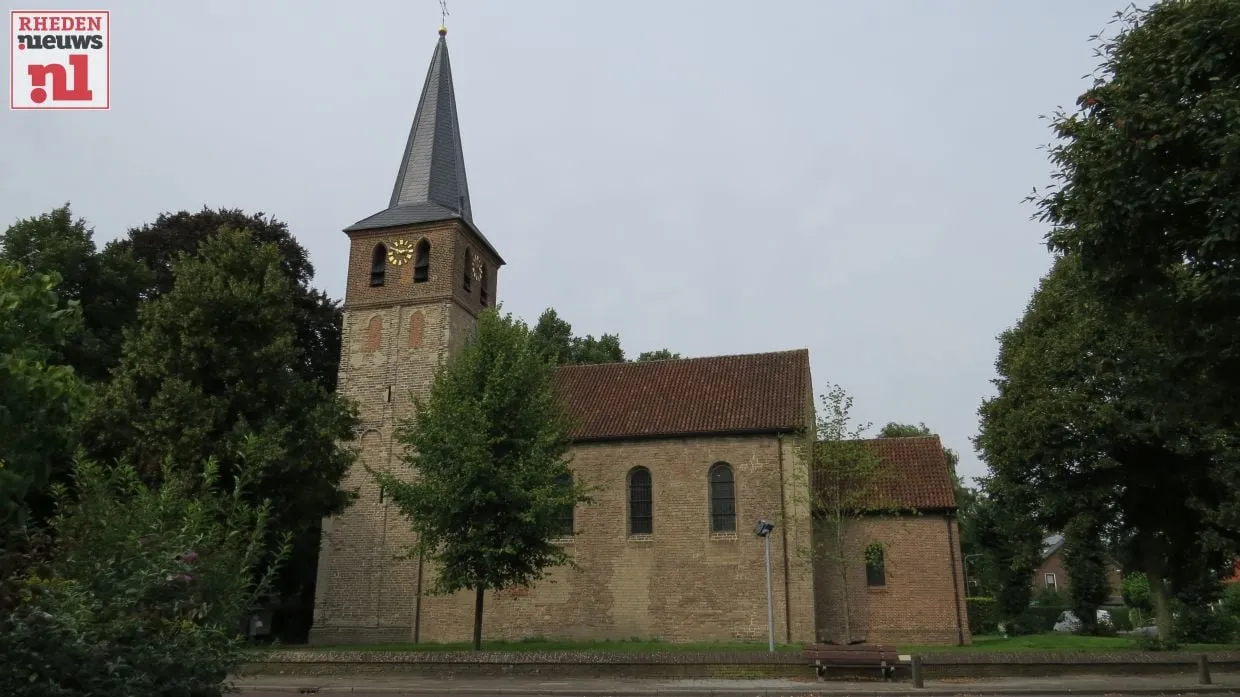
(1032, 534, 1123, 603)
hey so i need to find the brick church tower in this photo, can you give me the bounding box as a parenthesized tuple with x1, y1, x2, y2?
(310, 27, 504, 643)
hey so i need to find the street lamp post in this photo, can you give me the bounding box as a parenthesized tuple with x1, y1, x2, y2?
(754, 519, 776, 653)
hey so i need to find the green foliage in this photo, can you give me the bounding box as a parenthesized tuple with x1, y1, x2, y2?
(0, 263, 89, 531)
(1171, 605, 1237, 645)
(1133, 635, 1181, 652)
(381, 307, 588, 649)
(112, 207, 342, 392)
(969, 481, 1043, 629)
(0, 205, 153, 383)
(636, 349, 681, 361)
(1036, 0, 1240, 442)
(967, 597, 1000, 635)
(1122, 572, 1152, 612)
(1064, 514, 1112, 634)
(0, 457, 285, 697)
(84, 227, 357, 642)
(1222, 583, 1240, 620)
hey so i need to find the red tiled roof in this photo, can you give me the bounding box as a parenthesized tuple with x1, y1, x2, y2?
(814, 435, 958, 511)
(553, 349, 811, 442)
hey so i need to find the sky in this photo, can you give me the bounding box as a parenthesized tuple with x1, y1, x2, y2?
(0, 1, 1142, 485)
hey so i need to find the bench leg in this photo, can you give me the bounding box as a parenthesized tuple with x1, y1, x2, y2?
(816, 664, 825, 682)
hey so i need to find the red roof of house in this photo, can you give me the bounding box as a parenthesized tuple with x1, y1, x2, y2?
(552, 349, 811, 442)
(813, 435, 959, 512)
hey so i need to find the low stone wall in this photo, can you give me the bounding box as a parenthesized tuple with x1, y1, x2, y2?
(241, 648, 1240, 681)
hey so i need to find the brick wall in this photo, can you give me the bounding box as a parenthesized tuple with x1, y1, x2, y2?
(312, 219, 493, 643)
(315, 433, 819, 645)
(813, 515, 970, 646)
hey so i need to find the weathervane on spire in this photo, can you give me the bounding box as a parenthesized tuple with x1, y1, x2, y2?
(438, 0, 449, 35)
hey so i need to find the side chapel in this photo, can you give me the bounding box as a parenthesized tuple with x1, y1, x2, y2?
(311, 28, 971, 647)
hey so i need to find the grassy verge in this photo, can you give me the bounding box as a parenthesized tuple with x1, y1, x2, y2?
(901, 633, 1240, 653)
(282, 633, 1240, 655)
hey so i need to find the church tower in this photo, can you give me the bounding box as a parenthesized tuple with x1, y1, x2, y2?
(311, 27, 503, 643)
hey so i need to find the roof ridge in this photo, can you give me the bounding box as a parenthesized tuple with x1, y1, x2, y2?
(554, 348, 809, 372)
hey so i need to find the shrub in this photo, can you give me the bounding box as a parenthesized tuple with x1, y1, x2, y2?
(1222, 583, 1240, 621)
(1172, 604, 1238, 645)
(967, 597, 1000, 635)
(1122, 572, 1152, 612)
(1134, 634, 1181, 652)
(0, 458, 286, 697)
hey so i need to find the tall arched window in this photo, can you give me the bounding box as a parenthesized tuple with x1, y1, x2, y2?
(554, 473, 574, 537)
(462, 248, 473, 292)
(628, 467, 653, 535)
(413, 238, 430, 283)
(709, 462, 736, 532)
(480, 263, 489, 306)
(370, 243, 387, 287)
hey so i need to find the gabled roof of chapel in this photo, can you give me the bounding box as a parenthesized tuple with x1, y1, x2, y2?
(813, 436, 959, 512)
(553, 349, 811, 442)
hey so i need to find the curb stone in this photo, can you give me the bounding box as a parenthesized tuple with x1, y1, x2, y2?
(234, 687, 1240, 696)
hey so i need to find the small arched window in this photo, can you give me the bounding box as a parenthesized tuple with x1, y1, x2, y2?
(480, 264, 489, 306)
(413, 238, 430, 283)
(463, 248, 473, 292)
(709, 462, 736, 533)
(370, 243, 387, 287)
(628, 467, 653, 535)
(554, 473, 574, 537)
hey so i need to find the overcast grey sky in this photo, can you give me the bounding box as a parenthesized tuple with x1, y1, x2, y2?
(1, 1, 1140, 484)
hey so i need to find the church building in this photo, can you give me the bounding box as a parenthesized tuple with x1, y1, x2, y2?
(311, 28, 970, 648)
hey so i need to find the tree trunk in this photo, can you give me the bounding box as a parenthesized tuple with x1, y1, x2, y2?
(1147, 570, 1172, 641)
(836, 520, 852, 642)
(472, 585, 484, 651)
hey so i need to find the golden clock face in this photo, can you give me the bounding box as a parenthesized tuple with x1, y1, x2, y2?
(387, 239, 415, 266)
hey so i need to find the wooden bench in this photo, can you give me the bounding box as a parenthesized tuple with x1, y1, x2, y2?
(802, 643, 900, 681)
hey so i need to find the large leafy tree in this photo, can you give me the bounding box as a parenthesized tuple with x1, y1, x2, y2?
(976, 255, 1236, 638)
(1032, 0, 1240, 558)
(0, 264, 89, 535)
(0, 205, 152, 382)
(112, 208, 342, 391)
(968, 478, 1044, 629)
(379, 307, 588, 650)
(1036, 1, 1240, 437)
(85, 228, 357, 640)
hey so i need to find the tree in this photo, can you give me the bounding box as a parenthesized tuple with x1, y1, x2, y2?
(0, 205, 152, 382)
(378, 307, 589, 650)
(636, 349, 682, 362)
(1062, 512, 1111, 634)
(975, 254, 1237, 639)
(529, 307, 680, 366)
(807, 383, 900, 643)
(0, 263, 89, 535)
(969, 479, 1043, 632)
(1035, 0, 1240, 446)
(111, 208, 342, 392)
(85, 228, 357, 641)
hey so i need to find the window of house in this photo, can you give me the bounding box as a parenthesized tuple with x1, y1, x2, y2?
(628, 467, 652, 535)
(709, 462, 736, 533)
(1045, 573, 1057, 589)
(463, 248, 473, 292)
(865, 546, 887, 587)
(555, 473, 574, 537)
(480, 264, 489, 306)
(370, 244, 387, 287)
(413, 239, 430, 283)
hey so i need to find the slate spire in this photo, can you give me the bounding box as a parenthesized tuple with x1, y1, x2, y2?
(346, 27, 474, 232)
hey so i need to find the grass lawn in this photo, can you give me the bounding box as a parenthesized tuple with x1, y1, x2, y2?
(289, 633, 1240, 655)
(902, 633, 1240, 653)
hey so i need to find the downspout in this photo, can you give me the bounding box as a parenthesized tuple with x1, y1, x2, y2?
(945, 516, 965, 645)
(777, 435, 792, 644)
